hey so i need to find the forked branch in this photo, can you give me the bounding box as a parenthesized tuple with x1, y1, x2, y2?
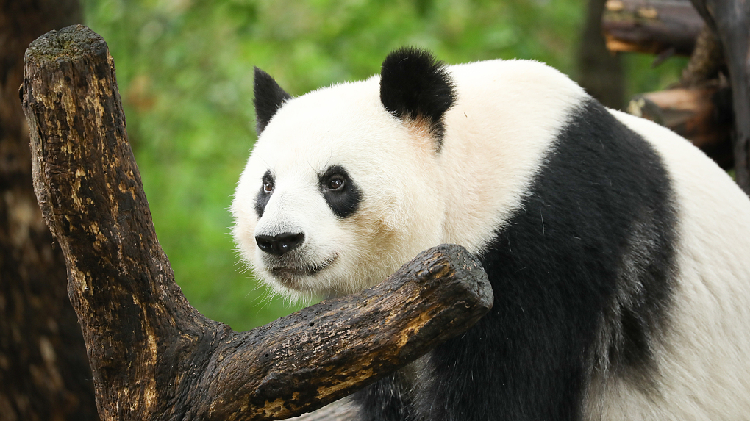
(21, 25, 492, 421)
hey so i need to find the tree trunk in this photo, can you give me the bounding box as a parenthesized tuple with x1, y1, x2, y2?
(0, 2, 98, 420)
(690, 0, 750, 195)
(578, 0, 625, 110)
(21, 25, 493, 420)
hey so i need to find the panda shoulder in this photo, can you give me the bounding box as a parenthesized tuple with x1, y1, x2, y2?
(447, 59, 586, 100)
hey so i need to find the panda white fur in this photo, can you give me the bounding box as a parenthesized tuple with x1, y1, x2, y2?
(231, 48, 750, 420)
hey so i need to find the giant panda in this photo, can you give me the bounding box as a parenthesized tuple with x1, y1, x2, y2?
(231, 47, 750, 420)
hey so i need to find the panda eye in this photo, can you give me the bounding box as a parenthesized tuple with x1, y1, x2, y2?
(327, 175, 345, 191)
(263, 181, 274, 193)
(319, 165, 361, 218)
(262, 175, 274, 194)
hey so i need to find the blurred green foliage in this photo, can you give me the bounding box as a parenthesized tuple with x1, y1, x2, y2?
(82, 0, 686, 332)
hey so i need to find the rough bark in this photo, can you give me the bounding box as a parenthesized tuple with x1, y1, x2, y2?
(602, 0, 703, 55)
(21, 24, 493, 421)
(628, 84, 734, 167)
(690, 0, 750, 194)
(0, 1, 98, 421)
(680, 25, 725, 86)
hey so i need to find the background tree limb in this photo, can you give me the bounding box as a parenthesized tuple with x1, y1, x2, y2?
(602, 0, 703, 55)
(689, 0, 750, 194)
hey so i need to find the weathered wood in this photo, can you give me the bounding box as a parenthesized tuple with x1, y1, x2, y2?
(690, 0, 750, 195)
(21, 24, 493, 421)
(628, 85, 734, 167)
(603, 0, 703, 55)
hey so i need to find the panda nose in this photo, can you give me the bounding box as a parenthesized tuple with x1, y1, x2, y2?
(255, 232, 305, 256)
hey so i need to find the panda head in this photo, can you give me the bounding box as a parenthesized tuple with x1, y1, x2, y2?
(232, 48, 456, 299)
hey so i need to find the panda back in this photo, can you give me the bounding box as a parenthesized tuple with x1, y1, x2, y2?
(430, 59, 750, 418)
(586, 109, 750, 419)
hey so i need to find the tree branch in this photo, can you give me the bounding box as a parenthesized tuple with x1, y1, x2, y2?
(21, 24, 493, 421)
(602, 0, 703, 55)
(690, 0, 750, 195)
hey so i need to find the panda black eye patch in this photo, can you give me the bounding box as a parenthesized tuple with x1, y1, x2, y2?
(255, 170, 274, 218)
(319, 165, 361, 218)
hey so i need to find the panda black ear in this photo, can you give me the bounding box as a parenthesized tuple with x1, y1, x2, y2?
(254, 67, 292, 135)
(380, 47, 456, 150)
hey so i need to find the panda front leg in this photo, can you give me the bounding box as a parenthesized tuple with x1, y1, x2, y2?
(352, 368, 419, 421)
(351, 242, 605, 421)
(409, 299, 593, 421)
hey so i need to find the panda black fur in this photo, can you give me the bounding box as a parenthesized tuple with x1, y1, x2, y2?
(232, 48, 750, 420)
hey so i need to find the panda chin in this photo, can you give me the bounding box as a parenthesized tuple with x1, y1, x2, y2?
(266, 254, 338, 289)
